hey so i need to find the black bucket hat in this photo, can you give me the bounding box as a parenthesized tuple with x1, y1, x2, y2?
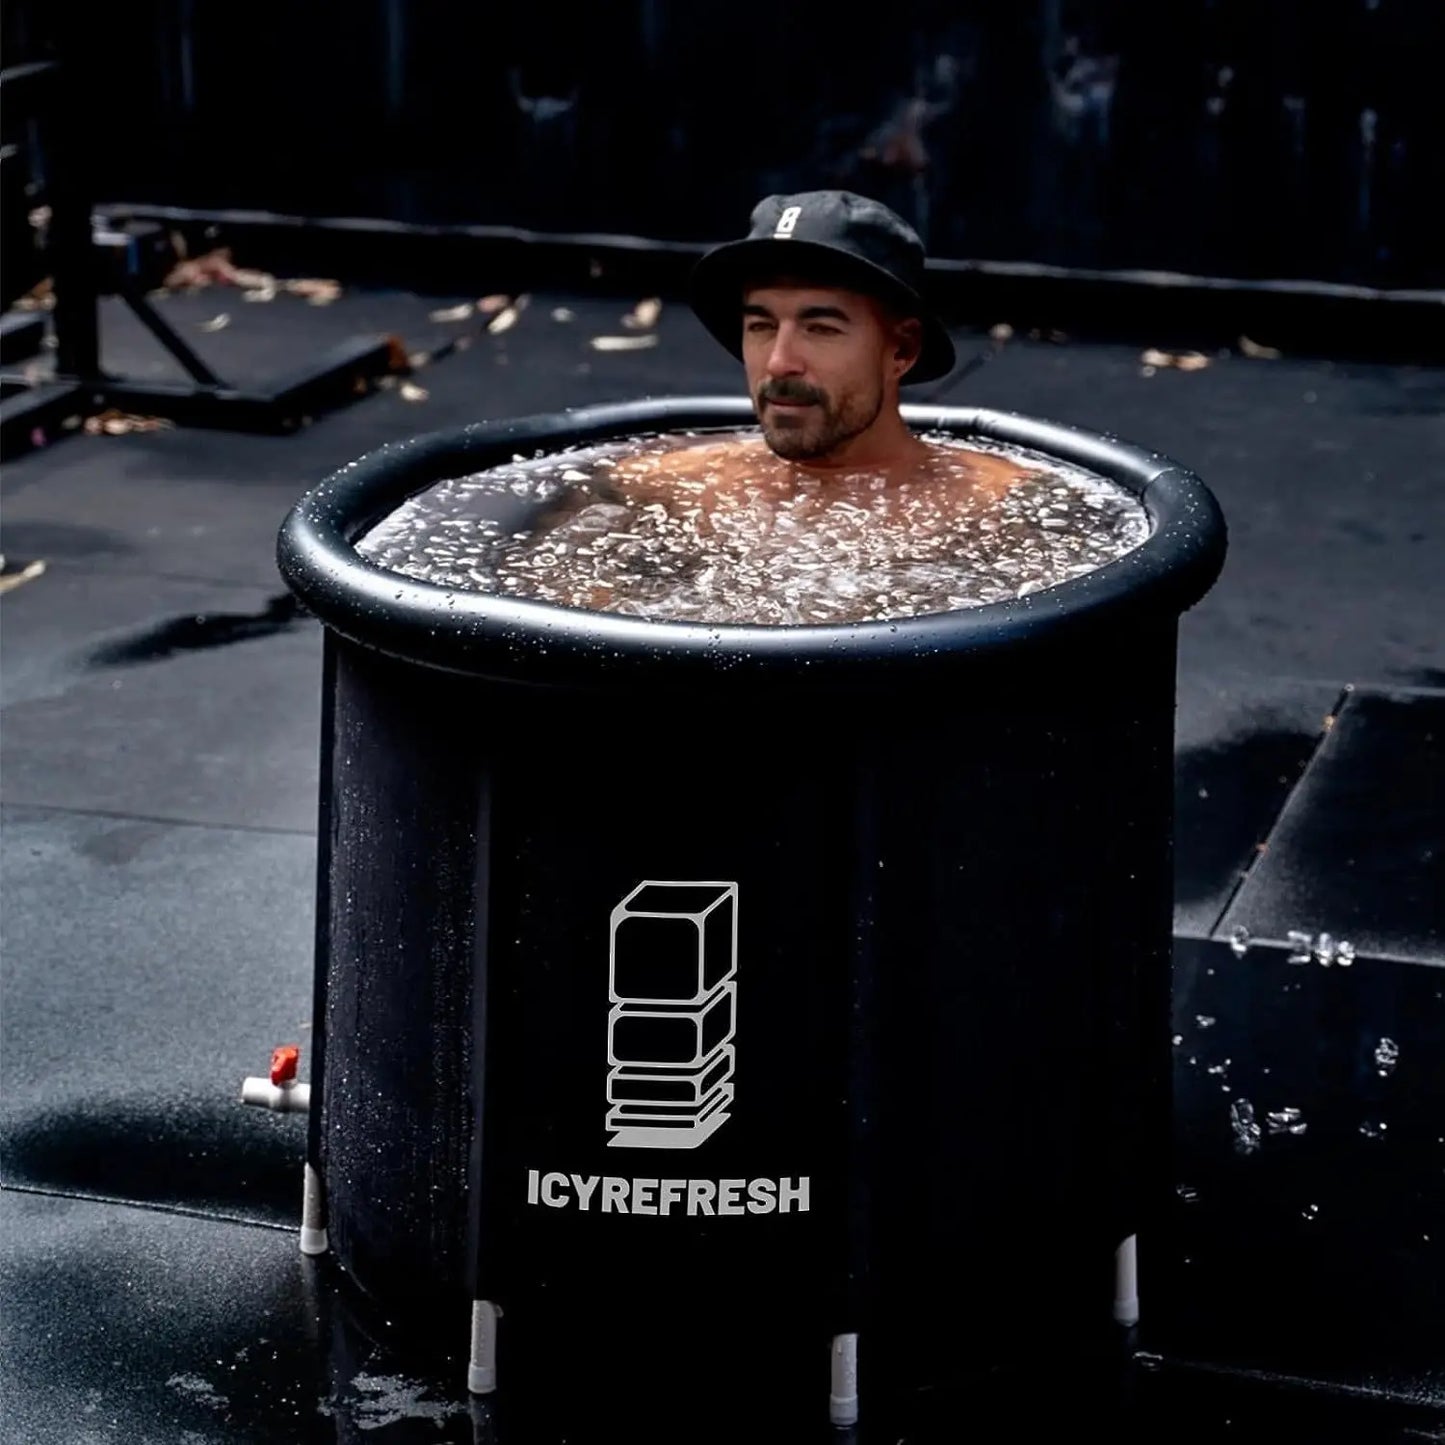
(689, 190, 956, 386)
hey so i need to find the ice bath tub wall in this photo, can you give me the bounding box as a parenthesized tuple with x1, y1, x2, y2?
(277, 396, 1225, 1429)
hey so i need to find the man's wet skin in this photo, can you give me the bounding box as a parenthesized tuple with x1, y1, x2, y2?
(600, 435, 1031, 531)
(525, 435, 1040, 617)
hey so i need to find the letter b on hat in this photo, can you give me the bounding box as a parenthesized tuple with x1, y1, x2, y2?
(773, 205, 802, 239)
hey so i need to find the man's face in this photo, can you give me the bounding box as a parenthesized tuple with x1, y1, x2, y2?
(741, 281, 918, 463)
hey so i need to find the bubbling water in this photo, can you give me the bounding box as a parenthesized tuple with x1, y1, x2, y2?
(357, 429, 1150, 626)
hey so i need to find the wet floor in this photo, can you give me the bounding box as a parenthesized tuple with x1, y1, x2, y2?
(5, 1182, 1440, 1445)
(2, 285, 1442, 1442)
(84, 594, 309, 668)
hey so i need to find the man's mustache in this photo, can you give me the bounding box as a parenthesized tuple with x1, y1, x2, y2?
(757, 379, 827, 406)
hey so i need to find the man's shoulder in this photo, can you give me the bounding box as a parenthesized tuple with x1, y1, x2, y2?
(919, 441, 1039, 497)
(616, 436, 765, 482)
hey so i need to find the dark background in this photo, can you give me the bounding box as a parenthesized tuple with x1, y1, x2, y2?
(7, 0, 1443, 290)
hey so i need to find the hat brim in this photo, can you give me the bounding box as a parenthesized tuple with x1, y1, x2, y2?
(689, 236, 956, 387)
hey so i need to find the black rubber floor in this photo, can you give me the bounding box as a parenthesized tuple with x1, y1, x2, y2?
(2, 283, 1441, 1441)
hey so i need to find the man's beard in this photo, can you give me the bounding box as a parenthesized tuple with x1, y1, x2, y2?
(755, 378, 884, 462)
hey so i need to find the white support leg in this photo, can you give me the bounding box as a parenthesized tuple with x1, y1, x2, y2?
(300, 1161, 329, 1256)
(468, 1299, 500, 1395)
(828, 1332, 859, 1427)
(1113, 1234, 1139, 1326)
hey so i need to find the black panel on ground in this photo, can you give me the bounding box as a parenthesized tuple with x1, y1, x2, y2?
(1172, 674, 1340, 937)
(1157, 936, 1445, 1403)
(1218, 689, 1445, 962)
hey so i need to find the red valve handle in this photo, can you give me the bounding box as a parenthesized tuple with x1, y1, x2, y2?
(270, 1044, 300, 1086)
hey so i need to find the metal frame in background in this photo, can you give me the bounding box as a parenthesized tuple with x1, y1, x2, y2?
(0, 60, 393, 462)
(100, 204, 1445, 369)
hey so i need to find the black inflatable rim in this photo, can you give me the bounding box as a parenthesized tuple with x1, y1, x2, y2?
(277, 396, 1226, 683)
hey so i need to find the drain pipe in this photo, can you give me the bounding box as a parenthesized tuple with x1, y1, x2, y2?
(239, 1044, 328, 1255)
(241, 1044, 312, 1113)
(241, 1077, 312, 1111)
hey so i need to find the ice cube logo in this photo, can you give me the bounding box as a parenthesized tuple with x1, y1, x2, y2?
(606, 881, 738, 1149)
